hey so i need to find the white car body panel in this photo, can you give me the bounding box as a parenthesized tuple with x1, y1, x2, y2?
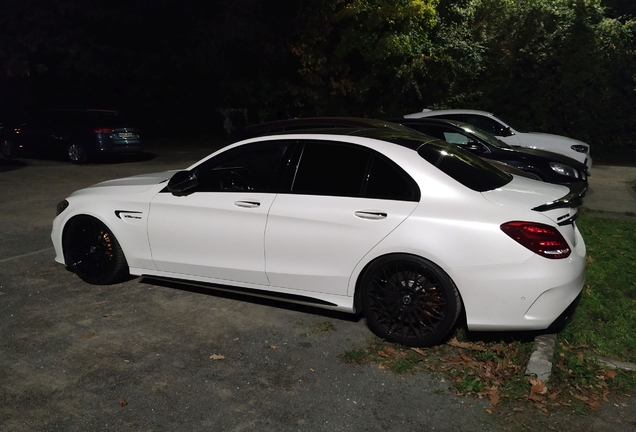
(51, 132, 586, 334)
(265, 194, 417, 295)
(148, 191, 276, 285)
(404, 109, 592, 169)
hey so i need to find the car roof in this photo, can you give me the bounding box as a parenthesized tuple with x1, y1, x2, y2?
(236, 117, 406, 141)
(244, 124, 440, 151)
(404, 109, 495, 118)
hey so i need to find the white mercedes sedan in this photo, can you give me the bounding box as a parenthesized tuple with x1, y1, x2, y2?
(51, 126, 586, 347)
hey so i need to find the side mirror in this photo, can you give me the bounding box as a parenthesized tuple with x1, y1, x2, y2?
(167, 170, 198, 196)
(466, 142, 487, 153)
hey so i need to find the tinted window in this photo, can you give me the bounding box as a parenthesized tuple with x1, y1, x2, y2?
(293, 142, 370, 197)
(418, 141, 511, 192)
(365, 155, 418, 201)
(195, 142, 288, 192)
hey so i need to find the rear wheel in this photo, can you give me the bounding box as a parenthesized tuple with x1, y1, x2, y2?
(67, 142, 88, 164)
(63, 216, 128, 285)
(1, 139, 17, 159)
(361, 255, 461, 347)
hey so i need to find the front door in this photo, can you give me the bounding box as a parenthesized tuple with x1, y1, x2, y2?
(148, 142, 289, 285)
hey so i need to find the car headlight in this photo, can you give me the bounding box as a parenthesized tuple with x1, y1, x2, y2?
(56, 199, 69, 215)
(570, 144, 589, 153)
(549, 162, 579, 178)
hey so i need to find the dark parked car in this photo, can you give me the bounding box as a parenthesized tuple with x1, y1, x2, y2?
(1, 109, 142, 164)
(391, 118, 588, 187)
(237, 117, 543, 181)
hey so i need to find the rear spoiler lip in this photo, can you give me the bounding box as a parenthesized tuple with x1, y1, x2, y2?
(531, 182, 587, 213)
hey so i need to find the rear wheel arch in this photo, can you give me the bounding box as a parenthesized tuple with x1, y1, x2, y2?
(355, 252, 463, 347)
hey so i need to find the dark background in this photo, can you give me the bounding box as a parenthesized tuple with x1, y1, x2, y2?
(1, 0, 635, 157)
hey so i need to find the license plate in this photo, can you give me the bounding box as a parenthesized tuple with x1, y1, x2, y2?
(118, 132, 134, 138)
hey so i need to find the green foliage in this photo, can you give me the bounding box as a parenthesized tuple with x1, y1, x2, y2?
(560, 216, 636, 362)
(292, 0, 440, 116)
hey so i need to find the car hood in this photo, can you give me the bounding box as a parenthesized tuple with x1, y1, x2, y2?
(509, 147, 587, 169)
(71, 170, 177, 196)
(519, 132, 588, 148)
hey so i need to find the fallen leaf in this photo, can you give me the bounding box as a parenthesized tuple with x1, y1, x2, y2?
(81, 332, 95, 339)
(118, 397, 127, 407)
(209, 354, 225, 360)
(385, 347, 396, 355)
(548, 392, 560, 400)
(489, 391, 500, 406)
(576, 352, 585, 362)
(459, 351, 473, 362)
(587, 400, 601, 410)
(604, 370, 617, 379)
(586, 256, 594, 263)
(102, 313, 110, 317)
(270, 345, 277, 350)
(410, 347, 427, 356)
(378, 364, 385, 369)
(378, 351, 390, 358)
(528, 394, 545, 402)
(530, 378, 547, 394)
(485, 409, 492, 414)
(447, 337, 487, 351)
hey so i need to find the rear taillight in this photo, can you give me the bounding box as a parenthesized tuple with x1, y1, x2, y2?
(93, 127, 115, 134)
(500, 221, 571, 259)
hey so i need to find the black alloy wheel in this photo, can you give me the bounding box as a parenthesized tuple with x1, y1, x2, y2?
(361, 255, 461, 347)
(63, 216, 128, 285)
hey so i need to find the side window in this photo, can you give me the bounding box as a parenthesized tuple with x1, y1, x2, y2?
(293, 141, 370, 197)
(194, 142, 288, 192)
(365, 155, 418, 201)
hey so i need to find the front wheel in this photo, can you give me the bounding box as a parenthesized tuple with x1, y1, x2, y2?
(63, 216, 129, 285)
(67, 142, 89, 164)
(1, 139, 17, 159)
(361, 255, 461, 347)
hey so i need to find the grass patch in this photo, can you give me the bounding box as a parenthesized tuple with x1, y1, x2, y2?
(560, 216, 636, 363)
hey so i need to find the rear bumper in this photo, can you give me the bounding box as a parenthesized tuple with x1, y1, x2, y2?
(449, 225, 586, 331)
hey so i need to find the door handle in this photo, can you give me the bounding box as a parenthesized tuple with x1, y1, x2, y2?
(354, 211, 387, 220)
(234, 201, 260, 208)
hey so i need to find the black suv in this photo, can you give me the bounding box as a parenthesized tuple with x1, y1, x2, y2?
(1, 109, 142, 164)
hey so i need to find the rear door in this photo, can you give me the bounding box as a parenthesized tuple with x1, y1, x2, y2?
(265, 141, 419, 295)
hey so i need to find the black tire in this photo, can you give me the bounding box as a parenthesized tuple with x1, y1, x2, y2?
(360, 254, 461, 347)
(67, 142, 89, 164)
(63, 216, 129, 285)
(1, 139, 17, 159)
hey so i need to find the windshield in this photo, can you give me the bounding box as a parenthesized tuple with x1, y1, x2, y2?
(458, 124, 514, 150)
